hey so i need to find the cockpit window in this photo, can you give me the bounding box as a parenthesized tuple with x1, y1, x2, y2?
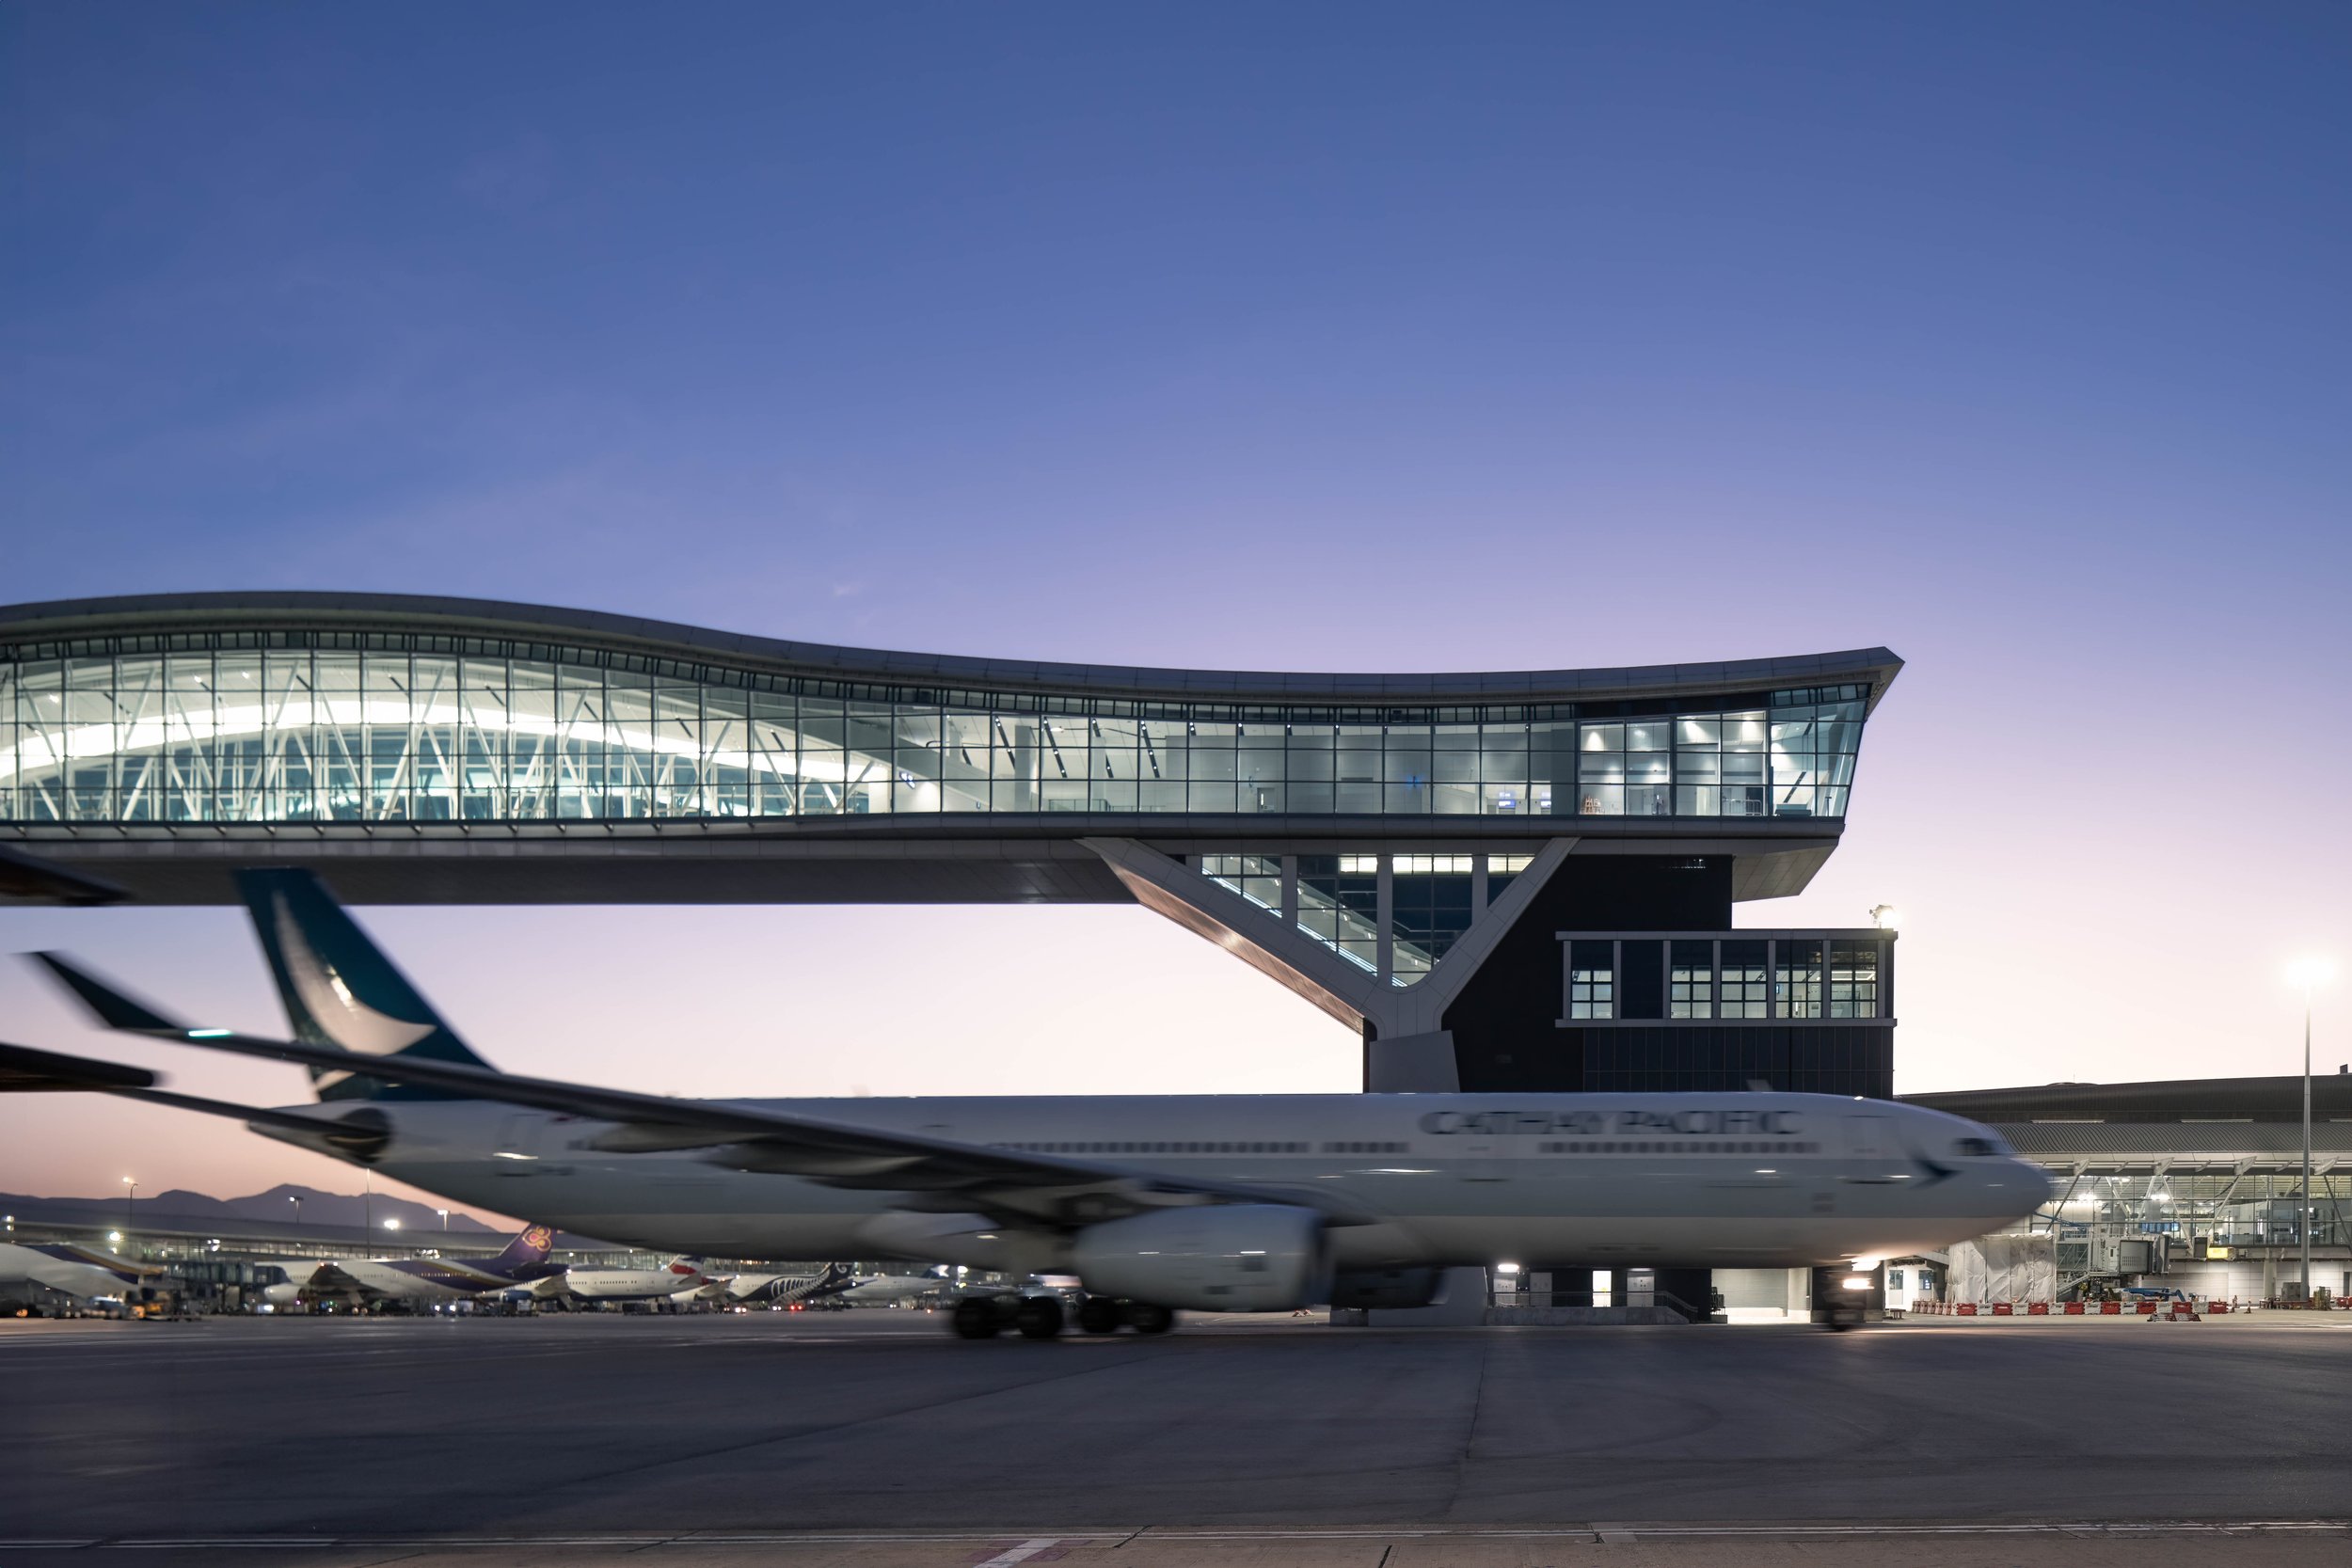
(1952, 1136, 2003, 1157)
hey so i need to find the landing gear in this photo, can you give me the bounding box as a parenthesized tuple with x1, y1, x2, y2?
(1123, 1301, 1175, 1336)
(1014, 1296, 1064, 1339)
(951, 1297, 1004, 1339)
(951, 1292, 1174, 1339)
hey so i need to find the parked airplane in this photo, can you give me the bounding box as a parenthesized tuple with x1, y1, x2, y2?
(0, 1242, 164, 1316)
(11, 869, 2051, 1339)
(722, 1261, 856, 1307)
(290, 1225, 560, 1310)
(532, 1255, 721, 1307)
(833, 1270, 956, 1307)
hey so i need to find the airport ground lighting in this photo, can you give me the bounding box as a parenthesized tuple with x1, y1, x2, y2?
(2286, 955, 2335, 1300)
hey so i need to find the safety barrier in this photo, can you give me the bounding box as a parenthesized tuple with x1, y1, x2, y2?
(1907, 1295, 2351, 1318)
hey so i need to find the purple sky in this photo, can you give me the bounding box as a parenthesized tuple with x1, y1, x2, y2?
(4, 4, 2347, 1212)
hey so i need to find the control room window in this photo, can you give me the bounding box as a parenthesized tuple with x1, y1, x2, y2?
(1720, 940, 1769, 1020)
(1669, 940, 1713, 1020)
(1568, 939, 1614, 1020)
(1830, 941, 1880, 1018)
(1775, 939, 1822, 1019)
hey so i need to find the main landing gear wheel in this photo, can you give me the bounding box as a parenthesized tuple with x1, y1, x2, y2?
(1013, 1296, 1064, 1339)
(951, 1297, 1004, 1339)
(1075, 1295, 1122, 1335)
(1123, 1302, 1175, 1336)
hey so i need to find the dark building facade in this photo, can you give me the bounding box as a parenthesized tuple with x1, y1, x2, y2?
(0, 592, 1900, 1097)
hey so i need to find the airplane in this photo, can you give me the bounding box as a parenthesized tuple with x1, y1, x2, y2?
(832, 1269, 957, 1307)
(0, 1241, 166, 1317)
(5, 867, 2052, 1340)
(719, 1261, 857, 1307)
(287, 1224, 561, 1311)
(531, 1255, 722, 1308)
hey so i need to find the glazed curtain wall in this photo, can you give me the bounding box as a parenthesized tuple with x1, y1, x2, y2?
(0, 648, 1864, 825)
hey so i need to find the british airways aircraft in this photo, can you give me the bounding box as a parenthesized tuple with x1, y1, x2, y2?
(8, 870, 2049, 1339)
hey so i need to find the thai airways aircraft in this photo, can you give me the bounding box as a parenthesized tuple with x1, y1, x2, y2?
(8, 870, 2050, 1339)
(0, 1242, 163, 1316)
(291, 1225, 559, 1310)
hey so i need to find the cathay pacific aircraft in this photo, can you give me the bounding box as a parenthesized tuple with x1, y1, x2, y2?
(7, 870, 2048, 1339)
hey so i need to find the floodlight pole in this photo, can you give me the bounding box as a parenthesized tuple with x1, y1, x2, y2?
(2301, 987, 2314, 1302)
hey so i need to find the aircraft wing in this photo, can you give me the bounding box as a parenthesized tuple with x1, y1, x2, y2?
(0, 1040, 394, 1155)
(30, 953, 1357, 1231)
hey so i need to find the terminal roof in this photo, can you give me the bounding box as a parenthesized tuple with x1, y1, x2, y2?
(0, 592, 1903, 712)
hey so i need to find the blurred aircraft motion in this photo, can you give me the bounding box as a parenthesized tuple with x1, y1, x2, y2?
(6, 869, 2049, 1339)
(0, 1241, 166, 1316)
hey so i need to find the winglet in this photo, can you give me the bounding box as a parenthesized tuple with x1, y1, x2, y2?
(29, 952, 189, 1035)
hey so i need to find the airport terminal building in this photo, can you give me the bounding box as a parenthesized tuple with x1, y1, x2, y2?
(0, 593, 1902, 1101)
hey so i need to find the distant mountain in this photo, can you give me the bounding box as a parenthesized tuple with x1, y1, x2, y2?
(3, 1184, 499, 1233)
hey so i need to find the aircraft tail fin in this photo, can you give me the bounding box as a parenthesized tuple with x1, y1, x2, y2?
(488, 1224, 559, 1275)
(233, 869, 493, 1101)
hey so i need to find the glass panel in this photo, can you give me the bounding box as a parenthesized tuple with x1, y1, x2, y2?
(1568, 939, 1614, 1020)
(1669, 939, 1713, 1020)
(1775, 939, 1822, 1018)
(1830, 941, 1881, 1018)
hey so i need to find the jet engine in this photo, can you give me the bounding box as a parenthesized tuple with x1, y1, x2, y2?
(1070, 1203, 1328, 1312)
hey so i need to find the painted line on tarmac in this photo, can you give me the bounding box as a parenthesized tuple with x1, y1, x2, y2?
(6, 1523, 2349, 1550)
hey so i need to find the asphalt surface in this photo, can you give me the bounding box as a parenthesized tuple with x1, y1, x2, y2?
(2, 1311, 2345, 1565)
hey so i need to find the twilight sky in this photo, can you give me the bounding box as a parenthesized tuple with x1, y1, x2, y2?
(3, 3, 2347, 1216)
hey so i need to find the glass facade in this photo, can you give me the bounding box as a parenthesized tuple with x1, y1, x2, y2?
(0, 636, 1869, 826)
(1197, 849, 1547, 989)
(1573, 702, 1862, 820)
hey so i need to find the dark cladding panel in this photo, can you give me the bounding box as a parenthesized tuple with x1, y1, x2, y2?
(1509, 1024, 1891, 1098)
(1441, 855, 1732, 1075)
(1620, 941, 1665, 1021)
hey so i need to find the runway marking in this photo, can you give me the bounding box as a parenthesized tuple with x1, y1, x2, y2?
(3, 1522, 2345, 1549)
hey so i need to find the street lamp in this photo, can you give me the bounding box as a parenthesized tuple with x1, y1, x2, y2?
(2286, 956, 2336, 1303)
(384, 1219, 401, 1232)
(1869, 904, 1901, 932)
(288, 1193, 302, 1233)
(436, 1209, 449, 1232)
(120, 1176, 135, 1241)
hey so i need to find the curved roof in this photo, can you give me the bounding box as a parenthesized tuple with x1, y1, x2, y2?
(0, 592, 1901, 710)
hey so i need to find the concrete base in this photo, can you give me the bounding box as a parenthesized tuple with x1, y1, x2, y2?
(1484, 1305, 1693, 1326)
(1365, 1030, 1460, 1092)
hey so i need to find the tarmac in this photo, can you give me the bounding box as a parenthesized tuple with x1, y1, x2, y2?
(2, 1310, 2345, 1566)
